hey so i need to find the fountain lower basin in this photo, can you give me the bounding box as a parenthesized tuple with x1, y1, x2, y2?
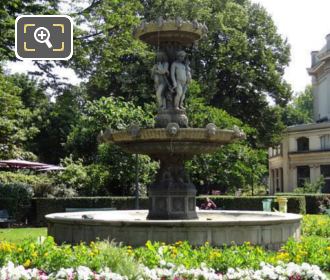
(46, 210, 301, 249)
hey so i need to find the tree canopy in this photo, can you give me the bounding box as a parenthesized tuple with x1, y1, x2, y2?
(67, 0, 292, 147)
(0, 0, 297, 195)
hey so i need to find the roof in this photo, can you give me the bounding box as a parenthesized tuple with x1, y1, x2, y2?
(286, 121, 330, 133)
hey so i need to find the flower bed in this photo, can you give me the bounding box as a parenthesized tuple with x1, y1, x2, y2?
(0, 237, 329, 280)
(0, 215, 329, 279)
(0, 261, 327, 280)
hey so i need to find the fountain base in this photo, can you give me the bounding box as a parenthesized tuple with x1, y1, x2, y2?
(46, 210, 301, 249)
(148, 156, 197, 220)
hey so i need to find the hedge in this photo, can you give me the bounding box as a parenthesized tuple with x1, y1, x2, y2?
(276, 193, 330, 214)
(0, 198, 15, 216)
(33, 197, 149, 225)
(32, 195, 306, 226)
(196, 196, 306, 214)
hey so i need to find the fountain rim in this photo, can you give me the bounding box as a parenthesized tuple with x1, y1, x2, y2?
(133, 19, 207, 46)
(101, 127, 245, 144)
(46, 210, 302, 227)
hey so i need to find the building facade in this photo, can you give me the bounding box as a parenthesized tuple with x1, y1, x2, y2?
(269, 34, 330, 194)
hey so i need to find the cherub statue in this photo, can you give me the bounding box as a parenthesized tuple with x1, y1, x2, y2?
(151, 52, 169, 109)
(170, 51, 191, 110)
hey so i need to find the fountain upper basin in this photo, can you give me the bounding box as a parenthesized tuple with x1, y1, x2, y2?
(100, 127, 244, 157)
(46, 210, 301, 249)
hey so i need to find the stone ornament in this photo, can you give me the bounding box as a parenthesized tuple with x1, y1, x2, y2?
(128, 124, 141, 138)
(151, 52, 170, 109)
(97, 128, 113, 143)
(233, 125, 246, 139)
(133, 18, 207, 47)
(206, 123, 217, 137)
(166, 122, 180, 136)
(171, 51, 191, 110)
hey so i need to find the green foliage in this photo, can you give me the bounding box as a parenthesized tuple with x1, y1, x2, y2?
(294, 176, 325, 194)
(0, 233, 329, 275)
(133, 237, 330, 272)
(276, 193, 330, 214)
(0, 183, 33, 221)
(280, 236, 330, 269)
(282, 85, 313, 126)
(96, 144, 157, 196)
(134, 241, 271, 272)
(67, 96, 154, 162)
(30, 86, 84, 164)
(188, 144, 267, 192)
(196, 195, 306, 214)
(0, 72, 38, 159)
(63, 97, 157, 196)
(302, 215, 330, 238)
(186, 95, 268, 191)
(51, 157, 88, 197)
(67, 0, 292, 146)
(0, 0, 58, 61)
(0, 237, 142, 278)
(33, 197, 149, 226)
(0, 171, 53, 197)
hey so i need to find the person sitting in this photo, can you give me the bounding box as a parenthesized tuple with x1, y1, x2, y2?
(200, 197, 217, 210)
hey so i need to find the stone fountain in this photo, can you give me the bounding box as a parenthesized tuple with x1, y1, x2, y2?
(46, 18, 301, 249)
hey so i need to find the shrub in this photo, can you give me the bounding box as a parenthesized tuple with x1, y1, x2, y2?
(196, 195, 306, 214)
(0, 171, 53, 197)
(0, 237, 142, 278)
(294, 176, 325, 194)
(0, 183, 33, 221)
(302, 215, 330, 238)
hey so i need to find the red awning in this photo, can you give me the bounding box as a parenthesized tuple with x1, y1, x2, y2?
(0, 160, 64, 171)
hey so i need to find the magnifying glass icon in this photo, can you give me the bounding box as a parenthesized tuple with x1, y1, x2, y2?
(34, 27, 52, 48)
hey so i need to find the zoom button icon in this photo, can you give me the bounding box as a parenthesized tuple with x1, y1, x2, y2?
(15, 15, 73, 60)
(34, 27, 53, 48)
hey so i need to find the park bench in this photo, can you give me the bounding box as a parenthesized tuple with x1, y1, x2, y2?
(0, 209, 16, 228)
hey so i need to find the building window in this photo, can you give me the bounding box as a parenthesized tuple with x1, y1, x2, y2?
(320, 135, 330, 150)
(297, 166, 310, 187)
(297, 137, 309, 152)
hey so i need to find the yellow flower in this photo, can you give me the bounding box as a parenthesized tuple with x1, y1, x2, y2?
(209, 251, 221, 259)
(276, 252, 290, 262)
(31, 251, 38, 258)
(17, 247, 23, 253)
(44, 252, 48, 257)
(23, 259, 31, 268)
(175, 241, 183, 246)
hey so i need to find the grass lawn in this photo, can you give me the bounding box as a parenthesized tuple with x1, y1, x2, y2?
(0, 227, 47, 243)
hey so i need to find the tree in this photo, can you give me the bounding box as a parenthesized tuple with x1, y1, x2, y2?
(64, 97, 157, 195)
(186, 90, 267, 192)
(187, 144, 267, 193)
(31, 86, 85, 163)
(0, 0, 58, 61)
(68, 0, 291, 147)
(0, 71, 38, 159)
(66, 96, 154, 162)
(282, 85, 313, 126)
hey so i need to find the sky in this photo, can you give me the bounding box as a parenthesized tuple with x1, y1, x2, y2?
(251, 0, 330, 94)
(6, 0, 330, 94)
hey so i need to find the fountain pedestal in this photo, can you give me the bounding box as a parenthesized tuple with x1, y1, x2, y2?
(148, 156, 197, 219)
